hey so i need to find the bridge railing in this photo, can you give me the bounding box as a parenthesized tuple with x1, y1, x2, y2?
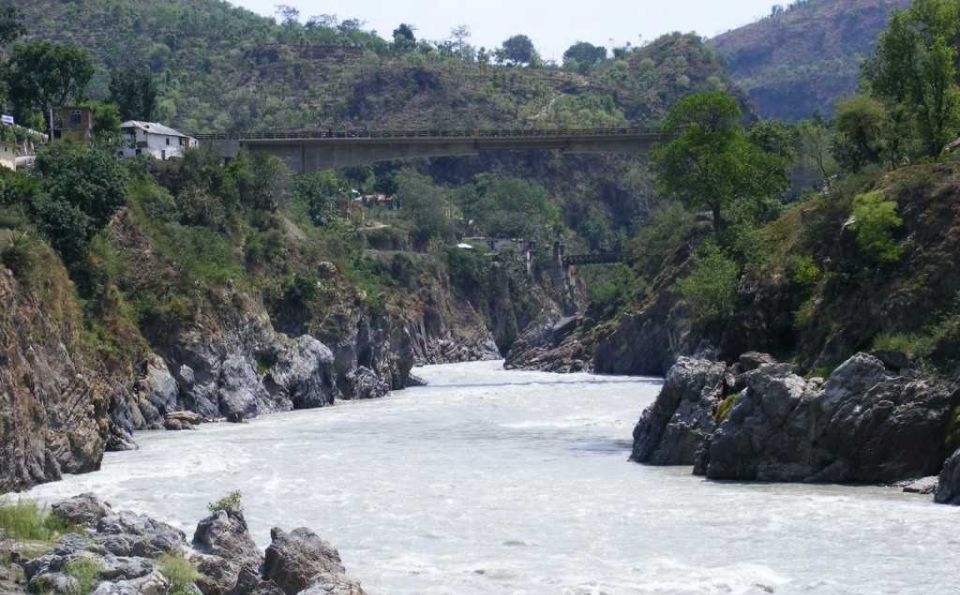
(193, 127, 663, 142)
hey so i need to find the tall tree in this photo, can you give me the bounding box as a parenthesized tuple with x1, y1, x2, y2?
(865, 0, 960, 156)
(109, 68, 158, 121)
(0, 2, 24, 46)
(563, 42, 606, 72)
(499, 34, 537, 65)
(450, 25, 471, 60)
(392, 23, 416, 52)
(7, 41, 94, 134)
(652, 92, 787, 231)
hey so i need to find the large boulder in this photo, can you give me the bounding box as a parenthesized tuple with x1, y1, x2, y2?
(699, 354, 955, 483)
(935, 449, 960, 505)
(95, 511, 186, 558)
(192, 508, 262, 595)
(51, 493, 113, 527)
(630, 358, 727, 465)
(265, 336, 337, 409)
(262, 528, 365, 595)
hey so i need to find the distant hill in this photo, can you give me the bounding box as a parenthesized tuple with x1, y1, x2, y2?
(11, 0, 742, 134)
(709, 0, 911, 122)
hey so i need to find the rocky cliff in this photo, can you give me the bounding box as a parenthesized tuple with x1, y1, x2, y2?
(631, 352, 960, 504)
(0, 236, 112, 492)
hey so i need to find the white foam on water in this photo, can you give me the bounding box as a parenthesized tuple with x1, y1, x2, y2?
(24, 360, 958, 594)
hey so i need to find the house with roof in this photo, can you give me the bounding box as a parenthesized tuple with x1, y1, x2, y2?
(119, 121, 197, 160)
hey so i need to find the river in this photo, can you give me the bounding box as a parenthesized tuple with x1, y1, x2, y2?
(25, 361, 959, 594)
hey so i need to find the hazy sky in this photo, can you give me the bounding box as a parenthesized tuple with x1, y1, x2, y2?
(232, 0, 785, 60)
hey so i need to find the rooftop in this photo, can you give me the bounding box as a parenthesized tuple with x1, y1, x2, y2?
(120, 121, 193, 138)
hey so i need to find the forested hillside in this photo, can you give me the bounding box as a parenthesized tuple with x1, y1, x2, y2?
(709, 0, 910, 121)
(13, 0, 736, 134)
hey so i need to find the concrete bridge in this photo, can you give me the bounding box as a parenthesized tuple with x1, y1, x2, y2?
(195, 127, 664, 174)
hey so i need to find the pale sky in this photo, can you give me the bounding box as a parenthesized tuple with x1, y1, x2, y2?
(231, 0, 786, 61)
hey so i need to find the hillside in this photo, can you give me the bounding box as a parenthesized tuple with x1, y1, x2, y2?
(709, 0, 910, 122)
(13, 0, 739, 134)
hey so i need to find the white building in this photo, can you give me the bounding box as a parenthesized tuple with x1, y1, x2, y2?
(119, 121, 197, 160)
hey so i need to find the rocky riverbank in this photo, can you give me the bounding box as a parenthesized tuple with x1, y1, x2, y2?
(1, 494, 365, 594)
(631, 351, 960, 505)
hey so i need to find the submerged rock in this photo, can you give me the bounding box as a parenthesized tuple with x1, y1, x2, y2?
(630, 358, 727, 465)
(902, 476, 939, 495)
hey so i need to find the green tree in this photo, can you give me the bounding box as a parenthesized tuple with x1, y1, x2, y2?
(831, 95, 887, 172)
(499, 34, 537, 65)
(0, 2, 24, 46)
(392, 23, 416, 52)
(294, 170, 345, 226)
(31, 143, 127, 262)
(563, 42, 606, 73)
(7, 41, 94, 134)
(652, 92, 788, 232)
(396, 169, 455, 245)
(865, 0, 960, 156)
(677, 243, 740, 322)
(108, 68, 158, 121)
(850, 191, 903, 263)
(796, 116, 838, 189)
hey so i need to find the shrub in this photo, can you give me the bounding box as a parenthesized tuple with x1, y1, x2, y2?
(849, 191, 902, 263)
(0, 501, 72, 541)
(714, 392, 741, 423)
(65, 557, 103, 595)
(159, 553, 201, 595)
(789, 255, 821, 286)
(0, 231, 37, 280)
(207, 490, 242, 513)
(871, 332, 934, 358)
(677, 245, 740, 322)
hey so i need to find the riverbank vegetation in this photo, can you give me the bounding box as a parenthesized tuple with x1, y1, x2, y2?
(588, 0, 960, 376)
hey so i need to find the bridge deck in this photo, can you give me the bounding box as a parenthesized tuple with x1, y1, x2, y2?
(194, 127, 662, 142)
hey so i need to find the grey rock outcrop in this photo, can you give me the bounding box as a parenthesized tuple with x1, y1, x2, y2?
(630, 358, 727, 465)
(192, 508, 262, 594)
(51, 493, 113, 526)
(262, 528, 365, 595)
(697, 354, 954, 483)
(16, 495, 366, 595)
(504, 310, 592, 373)
(934, 449, 960, 505)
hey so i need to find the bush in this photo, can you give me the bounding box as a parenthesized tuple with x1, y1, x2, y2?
(850, 191, 902, 263)
(677, 245, 740, 322)
(207, 490, 242, 513)
(714, 392, 740, 423)
(0, 501, 72, 541)
(444, 247, 487, 293)
(789, 255, 821, 286)
(0, 231, 38, 280)
(159, 553, 201, 595)
(65, 557, 103, 595)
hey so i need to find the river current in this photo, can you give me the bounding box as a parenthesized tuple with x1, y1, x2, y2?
(25, 361, 959, 594)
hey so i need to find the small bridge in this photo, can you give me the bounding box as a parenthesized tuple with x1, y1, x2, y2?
(196, 127, 664, 174)
(562, 252, 625, 267)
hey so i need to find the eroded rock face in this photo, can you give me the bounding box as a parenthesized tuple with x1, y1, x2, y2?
(0, 262, 110, 492)
(262, 528, 365, 595)
(698, 354, 954, 483)
(503, 310, 592, 373)
(630, 358, 727, 465)
(934, 449, 960, 505)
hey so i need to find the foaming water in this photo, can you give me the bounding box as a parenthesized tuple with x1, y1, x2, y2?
(25, 361, 958, 594)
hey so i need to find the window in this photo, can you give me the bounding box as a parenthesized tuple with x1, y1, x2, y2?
(70, 110, 82, 125)
(166, 137, 170, 146)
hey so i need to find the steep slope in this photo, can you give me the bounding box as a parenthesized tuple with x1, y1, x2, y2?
(709, 0, 910, 122)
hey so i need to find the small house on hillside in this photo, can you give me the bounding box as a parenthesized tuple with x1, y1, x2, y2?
(119, 121, 197, 160)
(53, 106, 94, 143)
